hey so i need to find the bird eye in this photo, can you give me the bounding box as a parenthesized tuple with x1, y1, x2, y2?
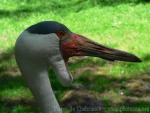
(56, 31, 65, 38)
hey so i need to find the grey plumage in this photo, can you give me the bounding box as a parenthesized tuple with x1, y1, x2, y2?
(15, 31, 72, 113)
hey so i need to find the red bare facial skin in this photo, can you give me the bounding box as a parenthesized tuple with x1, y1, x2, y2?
(60, 33, 86, 62)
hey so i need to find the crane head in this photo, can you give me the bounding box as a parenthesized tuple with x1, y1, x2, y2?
(28, 21, 141, 63)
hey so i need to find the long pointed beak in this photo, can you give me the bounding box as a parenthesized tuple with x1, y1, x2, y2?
(73, 34, 141, 62)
